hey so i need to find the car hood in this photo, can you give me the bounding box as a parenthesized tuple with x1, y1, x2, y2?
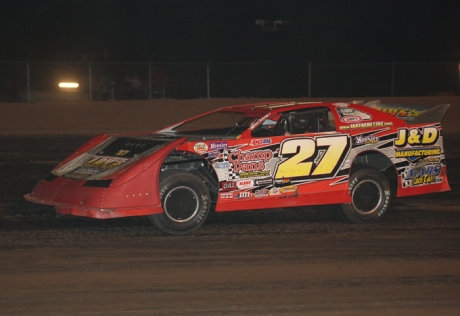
(52, 134, 184, 181)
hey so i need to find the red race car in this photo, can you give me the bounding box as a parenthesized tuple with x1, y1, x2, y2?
(25, 101, 451, 234)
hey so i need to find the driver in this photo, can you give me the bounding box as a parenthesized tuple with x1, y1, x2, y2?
(290, 115, 311, 134)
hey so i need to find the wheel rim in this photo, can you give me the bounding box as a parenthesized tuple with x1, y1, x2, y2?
(351, 179, 383, 214)
(163, 186, 199, 223)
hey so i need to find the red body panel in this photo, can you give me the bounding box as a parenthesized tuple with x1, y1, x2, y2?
(25, 137, 187, 218)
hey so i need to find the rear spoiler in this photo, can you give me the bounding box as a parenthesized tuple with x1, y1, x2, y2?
(362, 100, 450, 123)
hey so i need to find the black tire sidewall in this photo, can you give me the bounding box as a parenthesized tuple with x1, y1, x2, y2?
(341, 168, 391, 223)
(150, 170, 210, 234)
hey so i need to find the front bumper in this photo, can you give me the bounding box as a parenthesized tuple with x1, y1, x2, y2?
(24, 175, 163, 219)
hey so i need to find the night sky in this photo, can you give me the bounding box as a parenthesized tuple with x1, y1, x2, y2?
(1, 0, 460, 64)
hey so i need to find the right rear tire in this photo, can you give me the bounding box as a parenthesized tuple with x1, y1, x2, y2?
(340, 168, 391, 223)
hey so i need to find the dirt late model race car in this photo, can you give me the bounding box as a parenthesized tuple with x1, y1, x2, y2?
(25, 100, 450, 234)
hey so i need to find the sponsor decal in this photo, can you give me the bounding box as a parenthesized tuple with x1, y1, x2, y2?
(239, 170, 271, 178)
(207, 151, 220, 158)
(341, 116, 362, 123)
(394, 127, 439, 147)
(375, 106, 425, 119)
(221, 181, 237, 191)
(339, 121, 393, 130)
(250, 138, 272, 146)
(64, 172, 93, 180)
(63, 156, 130, 179)
(213, 161, 230, 169)
(425, 156, 441, 163)
(115, 150, 130, 156)
(194, 142, 208, 153)
(402, 163, 442, 187)
(333, 102, 349, 107)
(227, 149, 273, 173)
(219, 192, 233, 199)
(275, 178, 291, 184)
(395, 146, 441, 162)
(354, 135, 380, 146)
(209, 142, 228, 151)
(270, 187, 281, 196)
(255, 178, 274, 186)
(254, 189, 269, 197)
(82, 157, 128, 170)
(279, 185, 297, 194)
(237, 179, 254, 189)
(234, 191, 252, 199)
(336, 108, 371, 122)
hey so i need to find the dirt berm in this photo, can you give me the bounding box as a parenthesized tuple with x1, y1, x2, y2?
(1, 97, 458, 135)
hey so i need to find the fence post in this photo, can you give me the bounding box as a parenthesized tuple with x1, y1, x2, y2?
(27, 62, 31, 103)
(88, 53, 96, 101)
(308, 62, 311, 98)
(206, 64, 210, 98)
(27, 53, 32, 103)
(458, 63, 460, 96)
(89, 62, 92, 101)
(148, 61, 152, 99)
(391, 62, 395, 97)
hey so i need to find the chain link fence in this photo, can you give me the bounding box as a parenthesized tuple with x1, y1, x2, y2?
(0, 61, 458, 102)
(308, 62, 459, 98)
(0, 61, 271, 102)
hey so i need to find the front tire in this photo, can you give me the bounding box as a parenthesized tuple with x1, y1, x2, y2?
(148, 170, 210, 235)
(340, 168, 391, 223)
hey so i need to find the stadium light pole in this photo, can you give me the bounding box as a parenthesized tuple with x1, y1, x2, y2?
(88, 52, 96, 101)
(458, 62, 460, 96)
(148, 54, 155, 99)
(207, 53, 215, 98)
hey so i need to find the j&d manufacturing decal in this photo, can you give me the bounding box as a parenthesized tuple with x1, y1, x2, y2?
(394, 127, 439, 147)
(395, 147, 441, 162)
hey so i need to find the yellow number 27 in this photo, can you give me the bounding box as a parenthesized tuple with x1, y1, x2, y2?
(274, 135, 350, 179)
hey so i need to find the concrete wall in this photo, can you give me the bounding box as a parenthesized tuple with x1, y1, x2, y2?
(1, 97, 459, 135)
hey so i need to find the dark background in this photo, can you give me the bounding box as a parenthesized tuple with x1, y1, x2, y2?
(2, 0, 459, 63)
(1, 0, 459, 98)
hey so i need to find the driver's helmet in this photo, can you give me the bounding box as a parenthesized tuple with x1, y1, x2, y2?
(291, 115, 310, 134)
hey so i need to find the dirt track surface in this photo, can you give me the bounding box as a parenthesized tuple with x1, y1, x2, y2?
(1, 135, 460, 315)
